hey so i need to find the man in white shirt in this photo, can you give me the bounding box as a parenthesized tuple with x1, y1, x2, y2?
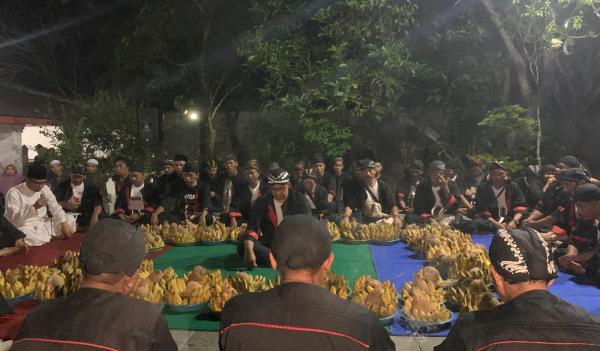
(5, 164, 76, 246)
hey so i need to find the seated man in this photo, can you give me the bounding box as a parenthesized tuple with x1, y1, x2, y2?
(311, 155, 337, 204)
(200, 159, 221, 213)
(343, 159, 401, 226)
(12, 219, 177, 351)
(406, 160, 461, 224)
(238, 160, 267, 223)
(158, 154, 187, 201)
(396, 160, 425, 212)
(4, 164, 75, 246)
(114, 163, 160, 225)
(221, 214, 395, 351)
(558, 183, 600, 283)
(468, 162, 527, 233)
(56, 164, 103, 229)
(216, 155, 245, 225)
(85, 158, 105, 189)
(297, 169, 329, 219)
(524, 156, 580, 224)
(526, 168, 589, 241)
(238, 168, 311, 268)
(151, 164, 212, 226)
(435, 228, 600, 351)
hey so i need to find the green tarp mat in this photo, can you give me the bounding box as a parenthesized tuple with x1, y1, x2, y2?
(152, 243, 377, 331)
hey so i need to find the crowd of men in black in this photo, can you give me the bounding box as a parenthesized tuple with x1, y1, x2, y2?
(2, 152, 599, 284)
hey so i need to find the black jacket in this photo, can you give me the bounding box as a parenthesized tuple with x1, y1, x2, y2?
(240, 191, 311, 247)
(55, 180, 103, 226)
(316, 171, 337, 195)
(238, 181, 268, 222)
(157, 173, 185, 202)
(0, 211, 25, 249)
(220, 282, 395, 351)
(114, 182, 161, 220)
(435, 289, 600, 351)
(472, 180, 527, 221)
(297, 183, 330, 218)
(13, 288, 176, 351)
(344, 179, 396, 219)
(516, 175, 545, 210)
(161, 182, 212, 219)
(413, 179, 461, 219)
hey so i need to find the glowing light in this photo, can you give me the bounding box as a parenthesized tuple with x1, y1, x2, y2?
(189, 112, 199, 120)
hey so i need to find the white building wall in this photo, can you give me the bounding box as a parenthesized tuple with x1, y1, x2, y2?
(0, 124, 24, 171)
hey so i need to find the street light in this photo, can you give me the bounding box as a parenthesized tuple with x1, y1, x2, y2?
(189, 112, 199, 120)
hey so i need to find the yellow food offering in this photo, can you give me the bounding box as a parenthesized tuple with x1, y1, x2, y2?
(352, 275, 398, 318)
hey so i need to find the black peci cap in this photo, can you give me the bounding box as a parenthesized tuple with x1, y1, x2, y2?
(574, 184, 600, 203)
(271, 214, 332, 270)
(557, 168, 588, 183)
(80, 219, 147, 277)
(27, 163, 47, 180)
(182, 164, 199, 174)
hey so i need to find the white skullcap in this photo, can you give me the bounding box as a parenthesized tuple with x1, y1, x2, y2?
(87, 159, 99, 166)
(50, 160, 61, 166)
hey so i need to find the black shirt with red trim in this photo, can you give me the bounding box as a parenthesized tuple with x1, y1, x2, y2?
(13, 288, 176, 351)
(471, 180, 527, 221)
(435, 289, 600, 351)
(220, 282, 395, 351)
(412, 179, 461, 219)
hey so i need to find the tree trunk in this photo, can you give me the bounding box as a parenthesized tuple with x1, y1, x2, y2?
(481, 0, 533, 104)
(207, 111, 217, 158)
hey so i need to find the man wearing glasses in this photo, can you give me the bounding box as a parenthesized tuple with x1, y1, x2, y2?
(4, 164, 75, 246)
(238, 168, 311, 269)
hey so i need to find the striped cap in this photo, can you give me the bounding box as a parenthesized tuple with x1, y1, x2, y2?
(268, 168, 290, 184)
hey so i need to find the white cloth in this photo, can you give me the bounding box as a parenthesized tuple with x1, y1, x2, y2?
(130, 183, 145, 211)
(4, 183, 75, 246)
(431, 186, 443, 208)
(71, 183, 84, 200)
(365, 182, 379, 202)
(305, 194, 317, 210)
(249, 183, 261, 206)
(103, 178, 116, 215)
(493, 185, 508, 218)
(274, 199, 284, 225)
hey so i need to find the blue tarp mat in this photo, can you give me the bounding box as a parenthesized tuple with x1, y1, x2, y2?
(370, 233, 600, 337)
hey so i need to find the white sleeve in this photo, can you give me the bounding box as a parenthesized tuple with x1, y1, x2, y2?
(43, 186, 68, 223)
(5, 189, 37, 223)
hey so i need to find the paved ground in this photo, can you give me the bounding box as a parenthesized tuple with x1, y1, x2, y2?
(172, 331, 445, 351)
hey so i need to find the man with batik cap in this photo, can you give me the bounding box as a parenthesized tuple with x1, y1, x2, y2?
(114, 163, 160, 225)
(557, 183, 600, 283)
(435, 228, 600, 351)
(152, 163, 212, 226)
(217, 154, 245, 223)
(158, 154, 187, 200)
(5, 163, 76, 246)
(311, 154, 337, 204)
(238, 168, 311, 268)
(56, 164, 104, 229)
(331, 157, 351, 214)
(468, 161, 527, 233)
(407, 160, 462, 224)
(525, 167, 589, 241)
(237, 160, 268, 222)
(524, 156, 581, 224)
(298, 168, 330, 219)
(13, 219, 177, 351)
(221, 214, 395, 351)
(396, 160, 425, 212)
(343, 159, 401, 226)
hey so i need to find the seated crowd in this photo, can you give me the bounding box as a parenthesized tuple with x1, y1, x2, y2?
(1, 153, 600, 350)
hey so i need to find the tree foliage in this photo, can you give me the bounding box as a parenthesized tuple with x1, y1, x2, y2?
(42, 91, 152, 172)
(239, 0, 429, 158)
